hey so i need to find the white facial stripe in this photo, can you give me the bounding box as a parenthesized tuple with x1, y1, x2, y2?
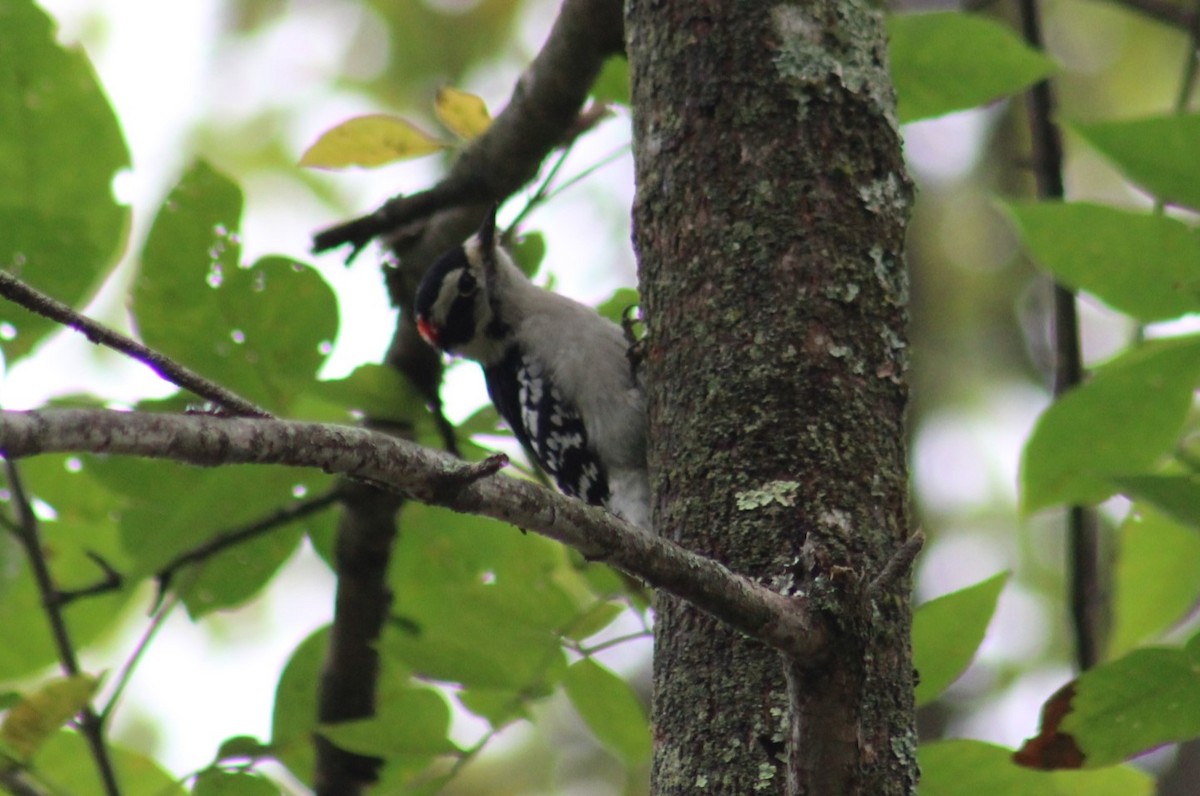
(431, 267, 466, 326)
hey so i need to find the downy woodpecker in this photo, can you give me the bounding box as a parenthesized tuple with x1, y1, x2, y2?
(414, 211, 650, 529)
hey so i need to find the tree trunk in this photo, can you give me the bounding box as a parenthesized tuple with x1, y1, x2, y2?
(627, 1, 916, 793)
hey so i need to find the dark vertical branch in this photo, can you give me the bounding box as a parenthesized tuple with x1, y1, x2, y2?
(3, 460, 121, 796)
(314, 479, 403, 795)
(1017, 0, 1105, 673)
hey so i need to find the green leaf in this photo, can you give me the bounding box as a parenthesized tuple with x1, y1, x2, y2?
(887, 12, 1055, 123)
(565, 601, 627, 642)
(312, 364, 431, 424)
(215, 735, 272, 762)
(194, 769, 280, 796)
(455, 688, 533, 727)
(1004, 202, 1200, 321)
(1059, 635, 1200, 766)
(271, 628, 327, 786)
(1109, 506, 1200, 656)
(1070, 114, 1200, 212)
(1021, 335, 1200, 513)
(319, 687, 457, 758)
(912, 572, 1008, 706)
(31, 731, 186, 796)
(300, 114, 448, 169)
(381, 503, 578, 689)
(509, 231, 546, 278)
(1113, 474, 1200, 530)
(563, 659, 650, 764)
(0, 675, 97, 761)
(593, 56, 630, 106)
(0, 0, 131, 361)
(457, 403, 504, 437)
(135, 162, 338, 413)
(920, 739, 1153, 796)
(596, 287, 640, 326)
(86, 457, 325, 616)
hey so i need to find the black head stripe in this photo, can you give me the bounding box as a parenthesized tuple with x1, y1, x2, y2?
(415, 247, 471, 321)
(415, 247, 483, 352)
(438, 293, 479, 350)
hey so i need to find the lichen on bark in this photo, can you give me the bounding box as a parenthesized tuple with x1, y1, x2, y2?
(627, 0, 916, 792)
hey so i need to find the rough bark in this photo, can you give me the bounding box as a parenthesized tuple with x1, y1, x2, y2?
(627, 0, 916, 793)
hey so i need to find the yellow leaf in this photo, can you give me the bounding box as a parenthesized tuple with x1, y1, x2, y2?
(299, 114, 448, 170)
(1, 675, 98, 761)
(435, 87, 492, 140)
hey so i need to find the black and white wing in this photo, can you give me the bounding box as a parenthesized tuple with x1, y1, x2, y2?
(484, 347, 610, 507)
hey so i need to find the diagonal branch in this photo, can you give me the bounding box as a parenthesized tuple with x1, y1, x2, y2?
(0, 408, 825, 660)
(0, 270, 270, 418)
(311, 0, 625, 258)
(154, 487, 343, 603)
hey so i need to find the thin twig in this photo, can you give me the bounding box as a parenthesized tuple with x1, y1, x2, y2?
(1018, 0, 1104, 672)
(869, 530, 925, 597)
(574, 629, 653, 656)
(0, 270, 270, 419)
(429, 453, 509, 503)
(506, 142, 577, 233)
(430, 401, 462, 458)
(3, 460, 121, 796)
(541, 143, 631, 204)
(53, 551, 123, 607)
(312, 178, 477, 260)
(0, 768, 53, 796)
(100, 590, 181, 724)
(155, 487, 344, 596)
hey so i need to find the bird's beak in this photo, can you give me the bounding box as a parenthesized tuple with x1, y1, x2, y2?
(416, 316, 439, 349)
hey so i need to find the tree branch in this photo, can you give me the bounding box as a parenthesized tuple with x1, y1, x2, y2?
(1018, 0, 1105, 672)
(53, 551, 123, 607)
(3, 460, 121, 796)
(0, 408, 825, 659)
(311, 0, 624, 258)
(0, 270, 270, 419)
(316, 479, 402, 795)
(155, 487, 343, 597)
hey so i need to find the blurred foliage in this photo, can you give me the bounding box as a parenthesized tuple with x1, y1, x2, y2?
(0, 0, 1199, 793)
(0, 0, 130, 360)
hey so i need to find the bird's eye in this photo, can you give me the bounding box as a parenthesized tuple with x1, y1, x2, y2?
(458, 271, 478, 295)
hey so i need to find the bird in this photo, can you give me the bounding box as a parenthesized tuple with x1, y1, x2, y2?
(413, 210, 650, 529)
